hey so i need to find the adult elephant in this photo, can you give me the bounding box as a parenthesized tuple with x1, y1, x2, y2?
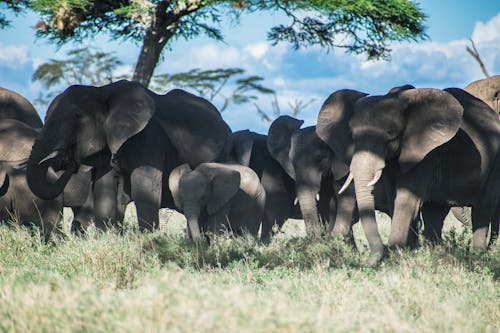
(464, 75, 500, 115)
(0, 86, 92, 233)
(168, 163, 265, 239)
(267, 117, 348, 238)
(0, 119, 63, 239)
(27, 80, 232, 231)
(326, 87, 500, 266)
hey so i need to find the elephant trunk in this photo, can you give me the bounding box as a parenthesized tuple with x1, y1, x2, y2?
(350, 151, 386, 266)
(27, 139, 73, 200)
(183, 203, 202, 240)
(296, 187, 322, 238)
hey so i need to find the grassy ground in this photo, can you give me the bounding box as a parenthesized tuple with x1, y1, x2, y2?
(0, 207, 498, 332)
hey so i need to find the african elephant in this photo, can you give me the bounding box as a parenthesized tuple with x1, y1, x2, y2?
(168, 163, 266, 239)
(0, 86, 92, 233)
(464, 75, 500, 115)
(0, 119, 62, 238)
(325, 87, 500, 266)
(229, 130, 301, 240)
(27, 80, 231, 231)
(267, 116, 349, 238)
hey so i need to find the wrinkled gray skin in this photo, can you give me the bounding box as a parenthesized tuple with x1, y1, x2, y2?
(0, 119, 63, 239)
(464, 75, 500, 116)
(267, 117, 352, 239)
(0, 86, 92, 234)
(169, 163, 266, 239)
(336, 87, 500, 266)
(27, 80, 231, 232)
(229, 130, 301, 240)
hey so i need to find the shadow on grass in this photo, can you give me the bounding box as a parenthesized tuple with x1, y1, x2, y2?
(141, 232, 363, 271)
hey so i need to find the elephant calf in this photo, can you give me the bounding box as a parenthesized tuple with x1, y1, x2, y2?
(168, 162, 266, 239)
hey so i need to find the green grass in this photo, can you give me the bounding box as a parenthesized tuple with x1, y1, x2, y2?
(0, 208, 498, 332)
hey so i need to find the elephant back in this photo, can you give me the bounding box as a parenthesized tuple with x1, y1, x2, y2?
(0, 87, 43, 129)
(155, 89, 232, 167)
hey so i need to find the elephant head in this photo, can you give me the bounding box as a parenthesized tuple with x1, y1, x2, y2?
(27, 80, 156, 199)
(316, 89, 369, 163)
(0, 87, 43, 129)
(346, 87, 464, 265)
(169, 163, 242, 239)
(464, 75, 500, 115)
(268, 116, 348, 237)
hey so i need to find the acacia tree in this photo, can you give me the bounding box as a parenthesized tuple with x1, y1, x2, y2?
(29, 0, 427, 87)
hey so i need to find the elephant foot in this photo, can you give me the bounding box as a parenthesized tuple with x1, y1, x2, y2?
(366, 245, 387, 267)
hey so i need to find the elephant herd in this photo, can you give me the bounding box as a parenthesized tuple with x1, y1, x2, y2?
(0, 75, 499, 266)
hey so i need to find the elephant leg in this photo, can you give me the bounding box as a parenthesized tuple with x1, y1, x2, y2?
(420, 203, 448, 245)
(131, 165, 162, 232)
(406, 217, 422, 249)
(488, 201, 500, 248)
(471, 207, 492, 252)
(388, 187, 422, 250)
(72, 188, 95, 233)
(92, 168, 118, 230)
(330, 185, 357, 239)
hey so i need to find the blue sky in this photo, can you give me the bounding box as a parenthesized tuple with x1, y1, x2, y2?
(0, 1, 499, 133)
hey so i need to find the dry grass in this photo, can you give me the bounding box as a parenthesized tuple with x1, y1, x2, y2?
(0, 208, 498, 332)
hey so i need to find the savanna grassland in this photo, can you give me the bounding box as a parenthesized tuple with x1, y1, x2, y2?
(0, 208, 498, 333)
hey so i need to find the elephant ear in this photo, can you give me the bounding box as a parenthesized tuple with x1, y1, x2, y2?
(0, 120, 37, 161)
(207, 167, 241, 215)
(103, 81, 156, 155)
(230, 130, 254, 166)
(267, 116, 303, 179)
(316, 89, 368, 162)
(168, 163, 193, 210)
(398, 88, 464, 173)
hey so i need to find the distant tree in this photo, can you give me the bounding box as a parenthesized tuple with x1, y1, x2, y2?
(29, 0, 428, 87)
(0, 0, 29, 28)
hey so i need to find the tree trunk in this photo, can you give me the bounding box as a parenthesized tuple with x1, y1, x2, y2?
(132, 3, 178, 87)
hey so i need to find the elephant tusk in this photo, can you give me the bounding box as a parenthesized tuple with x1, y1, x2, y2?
(338, 172, 353, 195)
(13, 161, 28, 170)
(316, 193, 320, 202)
(38, 151, 60, 165)
(294, 197, 299, 206)
(367, 169, 383, 187)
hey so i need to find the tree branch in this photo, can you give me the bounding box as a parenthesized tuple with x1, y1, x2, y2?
(466, 39, 490, 78)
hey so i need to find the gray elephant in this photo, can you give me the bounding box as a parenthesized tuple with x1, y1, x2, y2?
(320, 87, 500, 266)
(0, 119, 63, 238)
(229, 130, 301, 240)
(168, 163, 266, 239)
(0, 86, 92, 234)
(464, 75, 500, 115)
(27, 80, 232, 231)
(267, 117, 350, 238)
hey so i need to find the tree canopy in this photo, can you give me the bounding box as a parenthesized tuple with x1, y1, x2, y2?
(28, 0, 427, 87)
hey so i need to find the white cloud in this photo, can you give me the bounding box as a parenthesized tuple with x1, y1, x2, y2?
(244, 42, 269, 60)
(0, 43, 29, 68)
(471, 13, 500, 45)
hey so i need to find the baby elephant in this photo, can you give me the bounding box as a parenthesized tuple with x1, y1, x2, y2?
(169, 163, 266, 239)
